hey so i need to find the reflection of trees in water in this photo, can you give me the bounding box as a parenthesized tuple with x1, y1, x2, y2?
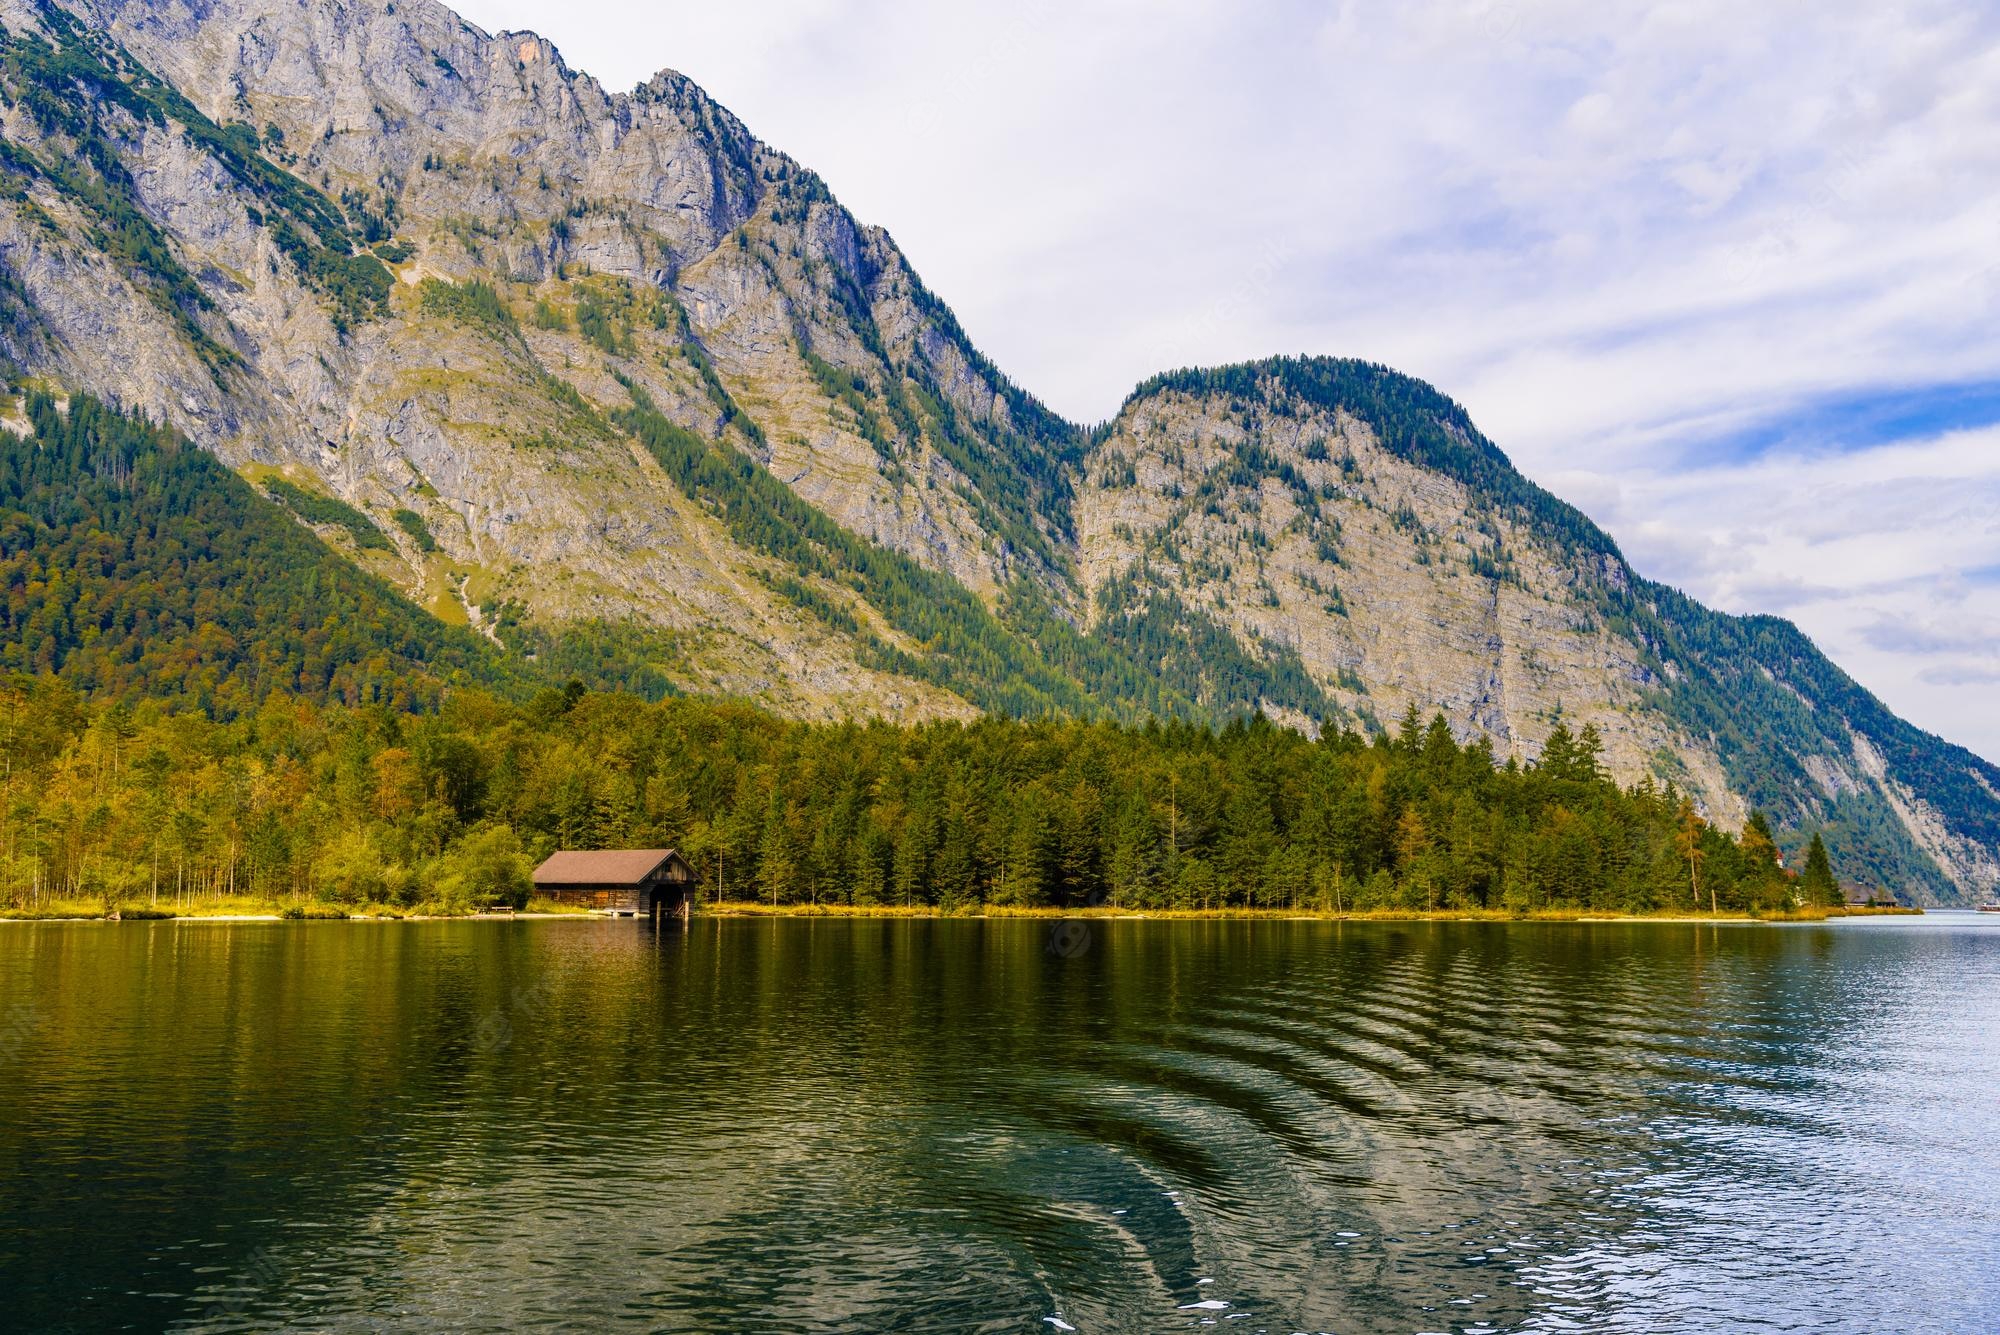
(2, 919, 1986, 1332)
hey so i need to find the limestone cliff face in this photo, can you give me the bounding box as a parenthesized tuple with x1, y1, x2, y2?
(68, 0, 1074, 594)
(1077, 361, 2000, 904)
(1, 0, 1996, 901)
(1077, 385, 1745, 828)
(0, 0, 1063, 714)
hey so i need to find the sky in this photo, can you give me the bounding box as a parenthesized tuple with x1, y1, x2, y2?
(453, 0, 2000, 764)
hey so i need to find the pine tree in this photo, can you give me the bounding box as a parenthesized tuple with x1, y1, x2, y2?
(1396, 702, 1426, 751)
(1800, 833, 1840, 906)
(1540, 722, 1577, 780)
(1573, 722, 1606, 783)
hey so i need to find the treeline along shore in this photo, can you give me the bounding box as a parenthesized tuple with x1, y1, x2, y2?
(0, 676, 1852, 919)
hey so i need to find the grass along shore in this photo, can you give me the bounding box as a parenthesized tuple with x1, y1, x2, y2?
(698, 901, 1921, 923)
(0, 899, 1925, 924)
(0, 896, 596, 921)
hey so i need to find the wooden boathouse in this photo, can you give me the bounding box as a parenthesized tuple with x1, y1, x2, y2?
(531, 848, 699, 921)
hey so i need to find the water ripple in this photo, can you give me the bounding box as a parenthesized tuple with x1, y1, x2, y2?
(1, 914, 1997, 1332)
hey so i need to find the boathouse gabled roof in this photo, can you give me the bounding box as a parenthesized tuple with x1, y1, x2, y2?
(532, 849, 684, 887)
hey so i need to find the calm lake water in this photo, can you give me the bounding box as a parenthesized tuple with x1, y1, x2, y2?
(1, 914, 1996, 1333)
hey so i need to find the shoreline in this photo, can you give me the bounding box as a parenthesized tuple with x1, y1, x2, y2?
(0, 903, 1926, 925)
(695, 902, 1923, 924)
(0, 907, 598, 923)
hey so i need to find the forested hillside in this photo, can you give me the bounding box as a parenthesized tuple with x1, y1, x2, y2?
(0, 390, 679, 709)
(0, 390, 491, 709)
(0, 677, 1840, 917)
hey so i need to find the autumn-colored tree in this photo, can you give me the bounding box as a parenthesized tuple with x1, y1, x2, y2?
(370, 748, 419, 822)
(1739, 811, 1779, 872)
(1396, 807, 1434, 911)
(1675, 797, 1711, 912)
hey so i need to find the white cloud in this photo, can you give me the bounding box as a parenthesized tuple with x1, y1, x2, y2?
(453, 0, 2000, 760)
(1594, 426, 2000, 760)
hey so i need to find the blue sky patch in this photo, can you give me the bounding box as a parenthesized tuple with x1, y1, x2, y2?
(1676, 377, 2000, 469)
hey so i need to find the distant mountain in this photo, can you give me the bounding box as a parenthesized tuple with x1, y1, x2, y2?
(1079, 359, 2000, 903)
(0, 0, 1993, 902)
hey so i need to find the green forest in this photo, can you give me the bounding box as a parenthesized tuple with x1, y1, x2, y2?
(0, 391, 494, 708)
(0, 674, 1841, 917)
(0, 384, 1859, 918)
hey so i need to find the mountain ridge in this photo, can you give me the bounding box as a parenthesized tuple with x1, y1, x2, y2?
(0, 0, 1994, 903)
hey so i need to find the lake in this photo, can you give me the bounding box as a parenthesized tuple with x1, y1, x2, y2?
(1, 914, 1995, 1333)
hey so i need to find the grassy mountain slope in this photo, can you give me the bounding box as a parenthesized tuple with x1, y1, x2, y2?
(1, 388, 501, 709)
(0, 389, 700, 708)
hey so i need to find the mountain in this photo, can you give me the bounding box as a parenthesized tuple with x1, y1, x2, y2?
(0, 0, 1994, 904)
(1079, 360, 2000, 903)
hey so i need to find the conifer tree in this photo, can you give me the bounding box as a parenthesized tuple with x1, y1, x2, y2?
(1573, 723, 1606, 783)
(1739, 811, 1780, 904)
(1800, 833, 1840, 906)
(1396, 702, 1426, 751)
(1540, 722, 1577, 780)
